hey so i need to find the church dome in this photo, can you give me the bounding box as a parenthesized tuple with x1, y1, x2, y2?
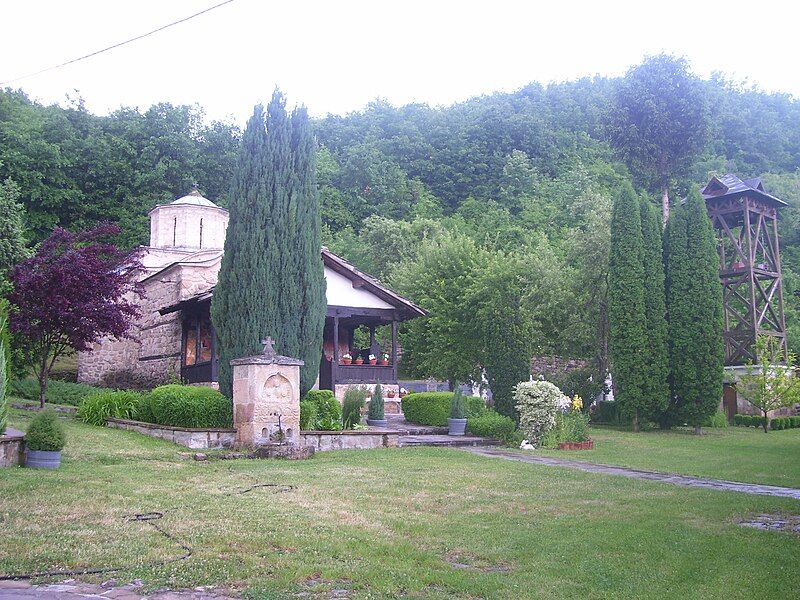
(171, 189, 220, 208)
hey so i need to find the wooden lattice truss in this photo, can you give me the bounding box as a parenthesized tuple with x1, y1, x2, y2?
(706, 195, 787, 365)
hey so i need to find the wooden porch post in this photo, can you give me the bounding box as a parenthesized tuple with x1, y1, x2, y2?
(391, 320, 398, 382)
(332, 316, 340, 388)
(210, 323, 218, 382)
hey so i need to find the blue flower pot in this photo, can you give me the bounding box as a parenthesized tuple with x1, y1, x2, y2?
(25, 449, 62, 469)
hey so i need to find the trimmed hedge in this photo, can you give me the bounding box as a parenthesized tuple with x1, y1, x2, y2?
(734, 414, 769, 429)
(144, 385, 232, 428)
(467, 410, 517, 442)
(10, 378, 102, 406)
(401, 392, 485, 426)
(77, 390, 147, 426)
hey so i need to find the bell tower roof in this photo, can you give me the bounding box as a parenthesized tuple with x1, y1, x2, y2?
(170, 188, 220, 208)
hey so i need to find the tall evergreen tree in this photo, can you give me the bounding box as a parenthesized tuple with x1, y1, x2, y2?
(665, 190, 724, 433)
(639, 197, 670, 420)
(608, 182, 648, 431)
(0, 178, 30, 294)
(212, 92, 325, 397)
(0, 298, 9, 435)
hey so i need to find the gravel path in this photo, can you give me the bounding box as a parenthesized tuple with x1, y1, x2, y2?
(464, 447, 800, 500)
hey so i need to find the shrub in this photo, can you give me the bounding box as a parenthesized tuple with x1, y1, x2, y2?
(541, 410, 590, 448)
(771, 418, 781, 430)
(342, 387, 368, 429)
(77, 390, 147, 426)
(514, 380, 563, 445)
(791, 416, 800, 428)
(467, 410, 517, 442)
(146, 385, 232, 428)
(10, 378, 102, 406)
(703, 410, 729, 428)
(302, 389, 341, 431)
(368, 383, 385, 421)
(591, 401, 623, 424)
(25, 410, 66, 451)
(546, 366, 603, 406)
(401, 392, 485, 426)
(733, 414, 744, 426)
(450, 387, 467, 420)
(299, 400, 317, 431)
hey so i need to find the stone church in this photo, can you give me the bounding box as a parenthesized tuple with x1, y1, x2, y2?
(77, 191, 425, 405)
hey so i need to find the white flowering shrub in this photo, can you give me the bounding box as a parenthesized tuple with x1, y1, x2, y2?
(514, 380, 565, 445)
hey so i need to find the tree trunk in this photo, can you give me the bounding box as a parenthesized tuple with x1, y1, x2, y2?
(661, 185, 670, 227)
(632, 410, 640, 433)
(38, 354, 48, 409)
(38, 375, 47, 409)
(763, 411, 769, 433)
(694, 423, 702, 435)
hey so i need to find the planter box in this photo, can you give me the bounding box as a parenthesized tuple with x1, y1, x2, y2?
(557, 439, 594, 450)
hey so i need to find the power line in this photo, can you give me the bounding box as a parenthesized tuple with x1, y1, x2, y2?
(0, 0, 236, 86)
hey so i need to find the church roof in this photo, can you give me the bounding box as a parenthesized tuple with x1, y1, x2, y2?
(157, 248, 427, 320)
(700, 174, 787, 208)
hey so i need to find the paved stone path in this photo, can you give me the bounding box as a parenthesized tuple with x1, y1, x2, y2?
(464, 447, 800, 500)
(0, 580, 236, 599)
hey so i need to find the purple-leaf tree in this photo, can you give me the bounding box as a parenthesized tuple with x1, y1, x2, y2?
(8, 224, 142, 407)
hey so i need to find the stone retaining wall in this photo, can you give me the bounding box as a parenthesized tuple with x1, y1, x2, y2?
(106, 418, 235, 449)
(106, 418, 399, 453)
(0, 427, 24, 467)
(300, 429, 399, 452)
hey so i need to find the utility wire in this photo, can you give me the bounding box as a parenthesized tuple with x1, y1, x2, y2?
(0, 0, 236, 86)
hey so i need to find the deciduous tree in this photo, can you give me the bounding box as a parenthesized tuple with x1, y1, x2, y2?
(606, 55, 710, 224)
(738, 336, 800, 432)
(8, 225, 140, 408)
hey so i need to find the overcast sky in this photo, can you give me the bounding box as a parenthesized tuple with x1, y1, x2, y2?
(2, 0, 798, 124)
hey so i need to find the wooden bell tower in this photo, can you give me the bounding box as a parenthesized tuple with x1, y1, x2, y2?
(702, 174, 788, 365)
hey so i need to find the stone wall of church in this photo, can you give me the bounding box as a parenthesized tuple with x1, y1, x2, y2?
(77, 260, 221, 389)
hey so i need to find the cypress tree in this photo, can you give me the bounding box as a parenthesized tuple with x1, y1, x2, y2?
(608, 182, 648, 431)
(665, 190, 724, 433)
(639, 197, 670, 420)
(212, 91, 326, 397)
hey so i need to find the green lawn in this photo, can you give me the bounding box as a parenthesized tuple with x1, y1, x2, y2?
(2, 407, 799, 599)
(535, 425, 800, 488)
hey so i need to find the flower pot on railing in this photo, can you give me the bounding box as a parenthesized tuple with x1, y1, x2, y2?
(387, 390, 396, 398)
(380, 360, 389, 366)
(369, 359, 377, 365)
(354, 358, 364, 365)
(732, 261, 746, 269)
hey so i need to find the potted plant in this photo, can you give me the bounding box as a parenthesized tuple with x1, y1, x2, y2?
(399, 387, 408, 398)
(25, 409, 66, 469)
(380, 353, 389, 366)
(354, 356, 364, 365)
(387, 388, 396, 398)
(341, 353, 352, 365)
(732, 260, 746, 269)
(368, 353, 378, 365)
(448, 387, 467, 436)
(367, 383, 388, 427)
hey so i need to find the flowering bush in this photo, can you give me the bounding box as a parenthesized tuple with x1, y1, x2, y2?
(514, 380, 565, 445)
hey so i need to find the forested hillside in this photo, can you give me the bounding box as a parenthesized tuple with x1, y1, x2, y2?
(2, 57, 799, 400)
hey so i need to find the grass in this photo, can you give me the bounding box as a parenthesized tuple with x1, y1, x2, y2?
(535, 425, 800, 488)
(2, 405, 799, 599)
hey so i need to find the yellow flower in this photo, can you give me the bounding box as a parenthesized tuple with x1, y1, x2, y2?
(571, 394, 583, 411)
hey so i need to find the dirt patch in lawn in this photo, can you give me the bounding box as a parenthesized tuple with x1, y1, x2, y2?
(736, 513, 800, 534)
